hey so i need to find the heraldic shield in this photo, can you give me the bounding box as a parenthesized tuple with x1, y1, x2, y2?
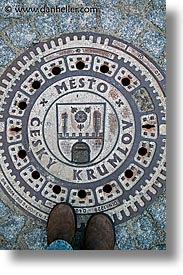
(56, 103, 106, 164)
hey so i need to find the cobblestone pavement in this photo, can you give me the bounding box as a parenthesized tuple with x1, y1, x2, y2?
(0, 0, 166, 250)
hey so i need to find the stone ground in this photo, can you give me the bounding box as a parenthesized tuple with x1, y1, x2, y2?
(0, 0, 166, 250)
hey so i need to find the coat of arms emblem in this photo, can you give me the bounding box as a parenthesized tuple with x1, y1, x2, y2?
(56, 103, 106, 164)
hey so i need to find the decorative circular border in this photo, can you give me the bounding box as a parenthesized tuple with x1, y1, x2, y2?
(0, 32, 166, 225)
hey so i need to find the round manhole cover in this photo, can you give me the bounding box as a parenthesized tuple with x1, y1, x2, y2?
(0, 32, 166, 225)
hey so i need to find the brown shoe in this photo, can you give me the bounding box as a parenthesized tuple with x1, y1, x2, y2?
(84, 213, 115, 250)
(47, 203, 76, 245)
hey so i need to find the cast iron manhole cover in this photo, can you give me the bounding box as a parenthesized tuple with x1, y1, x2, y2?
(0, 32, 166, 225)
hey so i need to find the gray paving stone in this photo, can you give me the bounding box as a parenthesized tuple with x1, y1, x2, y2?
(146, 9, 166, 31)
(68, 0, 92, 5)
(22, 0, 46, 6)
(24, 227, 47, 250)
(58, 12, 79, 32)
(97, 0, 120, 7)
(0, 39, 16, 66)
(35, 14, 59, 37)
(141, 30, 166, 57)
(0, 241, 14, 250)
(78, 11, 97, 30)
(0, 215, 25, 243)
(47, 0, 69, 4)
(22, 0, 47, 17)
(0, 20, 10, 30)
(152, 0, 166, 9)
(0, 200, 10, 218)
(115, 225, 136, 250)
(101, 8, 122, 31)
(151, 243, 166, 250)
(132, 216, 159, 249)
(123, 0, 152, 13)
(6, 22, 37, 48)
(124, 0, 151, 5)
(120, 15, 146, 41)
(148, 195, 166, 231)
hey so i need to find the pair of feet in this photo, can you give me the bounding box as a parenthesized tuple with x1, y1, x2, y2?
(47, 203, 115, 250)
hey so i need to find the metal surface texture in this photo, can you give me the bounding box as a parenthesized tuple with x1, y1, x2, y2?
(0, 32, 166, 226)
